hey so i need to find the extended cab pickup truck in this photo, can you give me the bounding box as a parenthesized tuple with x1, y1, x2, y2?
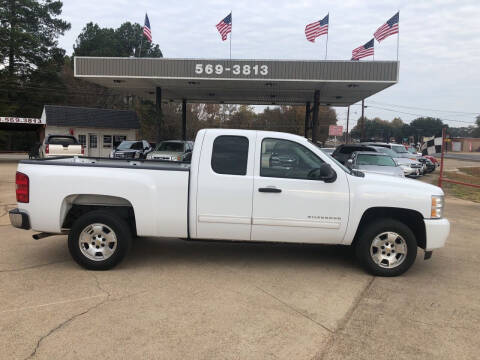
(9, 129, 450, 276)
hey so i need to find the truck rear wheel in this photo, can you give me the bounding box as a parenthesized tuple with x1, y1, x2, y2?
(68, 210, 132, 270)
(355, 218, 417, 277)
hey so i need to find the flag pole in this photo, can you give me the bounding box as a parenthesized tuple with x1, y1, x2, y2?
(229, 11, 232, 60)
(396, 11, 400, 62)
(325, 13, 329, 60)
(138, 12, 145, 57)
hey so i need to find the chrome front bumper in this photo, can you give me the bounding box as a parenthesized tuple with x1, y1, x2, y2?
(9, 208, 30, 230)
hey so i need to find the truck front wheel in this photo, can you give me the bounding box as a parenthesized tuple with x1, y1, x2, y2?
(68, 210, 132, 270)
(355, 219, 417, 276)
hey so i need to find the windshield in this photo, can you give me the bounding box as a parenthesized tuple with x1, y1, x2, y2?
(155, 142, 185, 152)
(376, 147, 398, 158)
(117, 141, 142, 150)
(319, 148, 352, 174)
(407, 147, 417, 154)
(357, 154, 396, 166)
(391, 145, 408, 153)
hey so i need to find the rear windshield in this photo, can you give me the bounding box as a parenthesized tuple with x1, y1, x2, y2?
(156, 142, 185, 152)
(47, 136, 78, 145)
(357, 154, 396, 166)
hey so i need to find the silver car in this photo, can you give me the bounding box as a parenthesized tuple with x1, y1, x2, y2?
(371, 146, 423, 177)
(347, 151, 405, 178)
(146, 140, 194, 161)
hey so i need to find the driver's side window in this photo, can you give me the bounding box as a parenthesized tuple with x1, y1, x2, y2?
(260, 138, 324, 179)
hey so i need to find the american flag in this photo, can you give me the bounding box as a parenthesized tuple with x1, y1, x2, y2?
(374, 12, 399, 42)
(304, 14, 329, 42)
(351, 39, 374, 60)
(143, 13, 152, 42)
(216, 13, 232, 41)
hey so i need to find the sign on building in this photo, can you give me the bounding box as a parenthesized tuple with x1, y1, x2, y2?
(328, 125, 343, 137)
(0, 117, 44, 125)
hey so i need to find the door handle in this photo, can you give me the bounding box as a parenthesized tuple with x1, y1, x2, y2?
(258, 187, 282, 193)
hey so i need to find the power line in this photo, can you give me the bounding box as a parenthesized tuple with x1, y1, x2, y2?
(366, 105, 476, 124)
(367, 100, 479, 116)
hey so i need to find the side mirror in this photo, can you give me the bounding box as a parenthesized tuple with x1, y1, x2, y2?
(347, 159, 353, 167)
(308, 163, 337, 183)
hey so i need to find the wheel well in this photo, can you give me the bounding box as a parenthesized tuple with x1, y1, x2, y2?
(61, 195, 137, 236)
(353, 207, 426, 249)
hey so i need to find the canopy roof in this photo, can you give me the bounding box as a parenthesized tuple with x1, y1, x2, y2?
(74, 57, 399, 106)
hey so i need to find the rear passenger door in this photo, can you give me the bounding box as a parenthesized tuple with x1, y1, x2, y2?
(195, 131, 256, 240)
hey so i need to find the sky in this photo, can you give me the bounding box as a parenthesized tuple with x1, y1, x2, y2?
(57, 0, 480, 129)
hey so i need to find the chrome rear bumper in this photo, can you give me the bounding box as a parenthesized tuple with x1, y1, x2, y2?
(9, 208, 30, 230)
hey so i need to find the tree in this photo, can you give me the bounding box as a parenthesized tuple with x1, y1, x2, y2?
(0, 0, 70, 77)
(473, 115, 480, 138)
(73, 22, 162, 58)
(0, 0, 70, 116)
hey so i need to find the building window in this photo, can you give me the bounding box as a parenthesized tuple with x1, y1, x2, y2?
(113, 135, 127, 148)
(78, 135, 86, 147)
(89, 134, 97, 149)
(211, 135, 249, 175)
(103, 135, 112, 148)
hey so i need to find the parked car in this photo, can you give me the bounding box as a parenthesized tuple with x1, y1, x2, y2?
(9, 129, 450, 277)
(40, 135, 84, 158)
(423, 155, 439, 167)
(417, 157, 436, 173)
(331, 144, 377, 164)
(110, 140, 152, 159)
(146, 140, 194, 161)
(347, 152, 404, 178)
(371, 147, 423, 178)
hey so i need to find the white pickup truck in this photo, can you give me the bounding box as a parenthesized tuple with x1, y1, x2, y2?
(9, 129, 450, 276)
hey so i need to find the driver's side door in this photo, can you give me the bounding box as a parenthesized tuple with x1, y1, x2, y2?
(252, 137, 350, 244)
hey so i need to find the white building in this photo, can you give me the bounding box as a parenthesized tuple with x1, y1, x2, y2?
(41, 105, 140, 157)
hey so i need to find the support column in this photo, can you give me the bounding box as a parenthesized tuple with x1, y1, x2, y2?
(155, 87, 162, 143)
(182, 99, 187, 141)
(361, 99, 365, 141)
(311, 90, 320, 144)
(345, 106, 350, 144)
(304, 102, 311, 139)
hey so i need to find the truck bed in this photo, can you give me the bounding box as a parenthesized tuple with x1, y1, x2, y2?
(20, 156, 191, 172)
(17, 156, 190, 238)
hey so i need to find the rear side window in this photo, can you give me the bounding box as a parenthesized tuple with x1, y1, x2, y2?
(211, 136, 249, 175)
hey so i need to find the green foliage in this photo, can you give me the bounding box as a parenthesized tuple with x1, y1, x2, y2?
(0, 0, 70, 117)
(73, 22, 162, 58)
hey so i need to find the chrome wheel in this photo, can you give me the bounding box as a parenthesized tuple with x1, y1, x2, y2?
(370, 231, 407, 269)
(79, 223, 117, 261)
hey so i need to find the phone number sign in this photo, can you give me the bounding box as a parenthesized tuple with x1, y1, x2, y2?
(0, 117, 44, 124)
(195, 63, 269, 77)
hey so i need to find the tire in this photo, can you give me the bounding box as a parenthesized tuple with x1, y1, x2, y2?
(68, 210, 132, 270)
(355, 218, 417, 277)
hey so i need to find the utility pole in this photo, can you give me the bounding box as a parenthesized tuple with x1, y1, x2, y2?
(361, 100, 365, 141)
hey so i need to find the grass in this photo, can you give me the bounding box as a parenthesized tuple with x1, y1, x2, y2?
(422, 167, 480, 203)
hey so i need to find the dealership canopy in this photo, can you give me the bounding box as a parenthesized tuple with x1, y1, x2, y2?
(74, 57, 398, 106)
(74, 56, 399, 141)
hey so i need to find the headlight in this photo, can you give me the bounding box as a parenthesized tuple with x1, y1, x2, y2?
(431, 195, 444, 219)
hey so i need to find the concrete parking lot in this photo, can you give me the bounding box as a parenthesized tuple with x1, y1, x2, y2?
(1, 158, 479, 359)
